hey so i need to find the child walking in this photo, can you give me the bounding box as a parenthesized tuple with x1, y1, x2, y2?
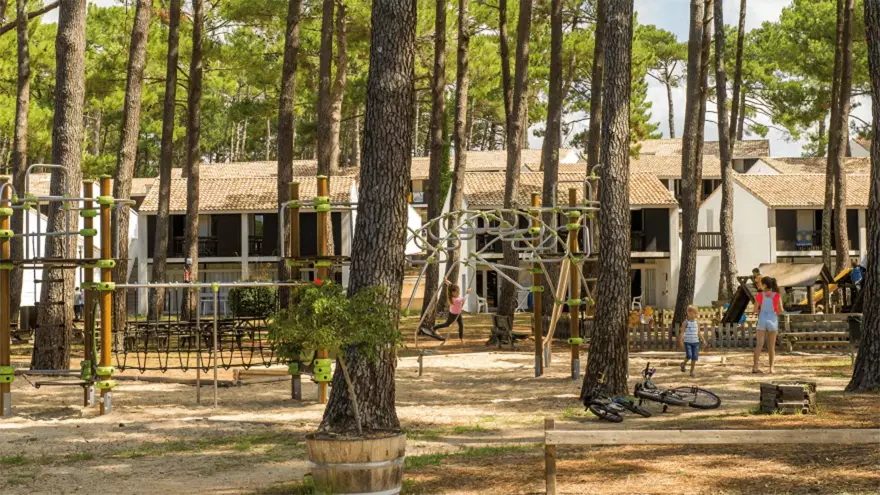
(430, 279, 471, 341)
(679, 305, 707, 377)
(753, 276, 782, 374)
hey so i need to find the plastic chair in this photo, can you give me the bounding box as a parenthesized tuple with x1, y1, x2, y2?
(475, 296, 489, 314)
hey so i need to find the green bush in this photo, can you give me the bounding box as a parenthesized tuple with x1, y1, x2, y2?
(228, 285, 277, 317)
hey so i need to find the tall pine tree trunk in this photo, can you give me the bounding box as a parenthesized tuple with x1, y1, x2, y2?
(150, 0, 181, 319)
(666, 80, 675, 139)
(421, 0, 448, 328)
(112, 0, 152, 331)
(847, 0, 880, 392)
(319, 0, 415, 434)
(832, 0, 854, 272)
(183, 0, 204, 320)
(276, 0, 302, 308)
(715, 0, 737, 301)
(498, 0, 534, 318)
(672, 0, 705, 327)
(316, 0, 348, 177)
(581, 0, 633, 400)
(10, 0, 29, 327)
(729, 0, 746, 146)
(825, 0, 846, 271)
(586, 0, 605, 168)
(499, 0, 512, 132)
(33, 0, 86, 370)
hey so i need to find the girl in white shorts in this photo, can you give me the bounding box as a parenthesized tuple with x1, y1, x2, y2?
(753, 277, 782, 374)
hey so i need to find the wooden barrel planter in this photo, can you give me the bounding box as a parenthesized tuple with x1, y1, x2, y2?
(307, 432, 406, 494)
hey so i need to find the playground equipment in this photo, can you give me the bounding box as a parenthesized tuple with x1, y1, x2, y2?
(723, 263, 839, 324)
(1, 174, 351, 416)
(404, 171, 602, 380)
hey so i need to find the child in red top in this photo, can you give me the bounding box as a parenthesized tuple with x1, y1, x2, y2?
(431, 279, 471, 341)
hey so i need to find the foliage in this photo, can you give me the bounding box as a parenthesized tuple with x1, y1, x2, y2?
(268, 281, 401, 365)
(228, 285, 277, 318)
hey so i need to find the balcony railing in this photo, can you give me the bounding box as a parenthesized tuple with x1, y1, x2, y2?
(776, 230, 822, 252)
(172, 236, 218, 257)
(630, 231, 645, 252)
(697, 232, 721, 250)
(248, 236, 263, 255)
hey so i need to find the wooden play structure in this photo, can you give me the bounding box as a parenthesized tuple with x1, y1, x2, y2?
(723, 263, 839, 324)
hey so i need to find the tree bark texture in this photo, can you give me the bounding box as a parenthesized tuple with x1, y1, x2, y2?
(499, 0, 512, 131)
(319, 0, 414, 434)
(581, 0, 633, 401)
(445, 0, 471, 294)
(847, 0, 880, 392)
(33, 0, 86, 370)
(540, 0, 564, 315)
(672, 0, 704, 327)
(666, 79, 675, 139)
(833, 0, 854, 272)
(10, 0, 29, 326)
(714, 0, 738, 302)
(736, 90, 745, 139)
(729, 0, 746, 147)
(825, 0, 846, 271)
(276, 0, 302, 309)
(112, 0, 152, 331)
(150, 0, 181, 319)
(498, 0, 534, 318)
(586, 0, 605, 168)
(316, 0, 348, 177)
(421, 0, 448, 327)
(183, 0, 204, 319)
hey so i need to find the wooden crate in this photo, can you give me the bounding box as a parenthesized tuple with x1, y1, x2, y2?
(759, 381, 817, 415)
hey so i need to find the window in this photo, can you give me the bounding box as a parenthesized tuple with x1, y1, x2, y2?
(250, 214, 265, 237)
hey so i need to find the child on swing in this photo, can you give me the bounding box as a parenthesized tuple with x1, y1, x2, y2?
(430, 279, 471, 342)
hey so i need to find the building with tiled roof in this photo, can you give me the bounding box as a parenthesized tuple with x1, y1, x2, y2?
(695, 173, 869, 307)
(637, 138, 770, 158)
(749, 157, 872, 175)
(850, 138, 871, 158)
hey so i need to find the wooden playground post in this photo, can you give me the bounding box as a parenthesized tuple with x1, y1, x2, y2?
(568, 189, 581, 380)
(83, 181, 95, 406)
(99, 177, 113, 415)
(531, 193, 544, 377)
(0, 180, 11, 417)
(289, 181, 302, 400)
(316, 175, 329, 403)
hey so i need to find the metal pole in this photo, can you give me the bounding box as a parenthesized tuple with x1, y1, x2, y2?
(289, 182, 302, 401)
(316, 176, 329, 404)
(568, 189, 581, 381)
(83, 181, 95, 406)
(1, 179, 12, 416)
(213, 285, 218, 408)
(99, 177, 113, 415)
(531, 193, 544, 377)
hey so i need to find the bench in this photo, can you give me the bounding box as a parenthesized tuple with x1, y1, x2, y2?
(542, 418, 880, 495)
(778, 331, 855, 361)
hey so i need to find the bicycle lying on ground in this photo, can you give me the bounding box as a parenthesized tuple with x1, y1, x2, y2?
(633, 362, 721, 412)
(587, 395, 652, 423)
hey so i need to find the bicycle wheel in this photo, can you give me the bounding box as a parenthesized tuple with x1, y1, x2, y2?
(588, 402, 623, 423)
(671, 386, 721, 409)
(614, 398, 652, 418)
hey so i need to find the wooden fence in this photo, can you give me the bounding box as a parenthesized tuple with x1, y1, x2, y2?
(543, 418, 880, 495)
(621, 313, 853, 351)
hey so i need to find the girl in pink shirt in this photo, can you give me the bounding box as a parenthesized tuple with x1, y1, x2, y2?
(432, 279, 471, 341)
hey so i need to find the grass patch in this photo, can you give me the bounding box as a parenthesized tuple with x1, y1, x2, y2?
(251, 476, 316, 495)
(0, 455, 27, 465)
(405, 445, 537, 470)
(796, 358, 853, 368)
(65, 452, 95, 462)
(5, 473, 36, 487)
(114, 432, 299, 459)
(562, 407, 588, 420)
(450, 424, 491, 435)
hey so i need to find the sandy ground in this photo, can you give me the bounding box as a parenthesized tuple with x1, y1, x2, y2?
(1, 315, 878, 494)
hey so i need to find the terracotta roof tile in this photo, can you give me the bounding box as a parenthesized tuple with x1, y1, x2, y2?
(169, 160, 358, 179)
(637, 138, 770, 158)
(759, 157, 872, 174)
(735, 174, 870, 208)
(139, 175, 355, 213)
(412, 149, 576, 179)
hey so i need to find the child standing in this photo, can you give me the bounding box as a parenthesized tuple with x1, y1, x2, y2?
(753, 276, 782, 374)
(430, 279, 471, 341)
(679, 305, 706, 377)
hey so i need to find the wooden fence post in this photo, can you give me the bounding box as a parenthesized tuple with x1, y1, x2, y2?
(545, 418, 557, 495)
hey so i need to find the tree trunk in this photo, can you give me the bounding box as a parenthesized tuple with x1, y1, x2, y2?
(581, 0, 633, 401)
(847, 0, 880, 392)
(33, 0, 86, 370)
(729, 0, 746, 147)
(833, 0, 854, 272)
(0, 0, 6, 23)
(672, 0, 704, 327)
(445, 0, 470, 299)
(586, 0, 605, 168)
(817, 117, 827, 157)
(540, 0, 564, 316)
(737, 90, 746, 139)
(499, 0, 513, 131)
(350, 111, 360, 167)
(150, 0, 181, 319)
(276, 0, 302, 309)
(316, 0, 348, 177)
(666, 79, 675, 139)
(10, 0, 29, 327)
(714, 0, 738, 302)
(825, 0, 845, 271)
(112, 0, 152, 333)
(498, 0, 534, 318)
(182, 0, 204, 320)
(421, 0, 448, 328)
(319, 0, 415, 434)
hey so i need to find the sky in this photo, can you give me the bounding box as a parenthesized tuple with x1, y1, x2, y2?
(51, 0, 868, 158)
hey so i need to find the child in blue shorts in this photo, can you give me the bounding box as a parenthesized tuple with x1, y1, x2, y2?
(679, 305, 707, 377)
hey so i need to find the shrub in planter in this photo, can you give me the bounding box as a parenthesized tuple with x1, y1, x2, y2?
(228, 285, 277, 318)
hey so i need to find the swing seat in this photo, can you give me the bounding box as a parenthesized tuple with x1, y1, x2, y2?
(418, 327, 446, 342)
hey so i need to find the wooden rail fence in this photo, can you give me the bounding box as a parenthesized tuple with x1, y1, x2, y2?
(543, 418, 880, 495)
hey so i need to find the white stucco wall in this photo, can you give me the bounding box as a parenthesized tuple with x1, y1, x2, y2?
(850, 140, 870, 158)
